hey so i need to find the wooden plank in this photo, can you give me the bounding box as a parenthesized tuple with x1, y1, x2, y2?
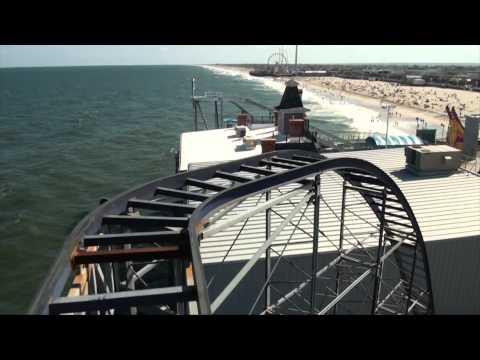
(72, 274, 87, 295)
(67, 287, 80, 297)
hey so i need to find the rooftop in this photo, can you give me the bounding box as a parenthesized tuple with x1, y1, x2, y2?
(179, 126, 277, 171)
(189, 147, 480, 264)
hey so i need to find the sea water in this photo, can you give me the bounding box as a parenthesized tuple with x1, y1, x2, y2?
(0, 65, 365, 313)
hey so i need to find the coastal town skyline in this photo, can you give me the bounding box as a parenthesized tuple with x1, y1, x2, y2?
(1, 45, 479, 68)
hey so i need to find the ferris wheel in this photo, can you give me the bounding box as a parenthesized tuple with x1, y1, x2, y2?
(267, 51, 289, 66)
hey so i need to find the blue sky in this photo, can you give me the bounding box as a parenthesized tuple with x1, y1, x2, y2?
(0, 45, 479, 67)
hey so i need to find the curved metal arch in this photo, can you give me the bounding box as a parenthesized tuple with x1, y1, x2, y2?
(339, 168, 435, 315)
(188, 157, 434, 314)
(30, 150, 316, 314)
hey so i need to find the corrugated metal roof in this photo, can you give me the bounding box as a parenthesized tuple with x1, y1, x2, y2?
(324, 148, 480, 241)
(194, 147, 480, 264)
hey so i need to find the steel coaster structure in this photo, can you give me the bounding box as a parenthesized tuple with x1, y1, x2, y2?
(29, 150, 434, 315)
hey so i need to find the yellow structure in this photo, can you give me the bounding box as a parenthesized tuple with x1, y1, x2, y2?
(446, 106, 465, 150)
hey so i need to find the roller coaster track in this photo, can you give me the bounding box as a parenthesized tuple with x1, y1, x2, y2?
(29, 150, 434, 315)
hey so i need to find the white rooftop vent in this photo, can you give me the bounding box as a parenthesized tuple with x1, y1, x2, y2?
(405, 145, 462, 176)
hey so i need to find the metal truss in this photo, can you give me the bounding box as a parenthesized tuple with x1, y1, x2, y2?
(29, 150, 434, 315)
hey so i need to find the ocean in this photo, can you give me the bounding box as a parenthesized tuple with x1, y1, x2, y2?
(0, 65, 360, 313)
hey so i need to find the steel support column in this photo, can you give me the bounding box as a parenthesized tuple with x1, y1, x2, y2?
(310, 174, 321, 313)
(265, 189, 271, 312)
(210, 192, 311, 313)
(220, 98, 223, 129)
(371, 188, 387, 314)
(333, 179, 347, 315)
(174, 259, 187, 315)
(405, 240, 419, 314)
(214, 100, 219, 129)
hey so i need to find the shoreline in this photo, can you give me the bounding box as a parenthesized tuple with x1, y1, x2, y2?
(205, 65, 480, 139)
(298, 79, 449, 135)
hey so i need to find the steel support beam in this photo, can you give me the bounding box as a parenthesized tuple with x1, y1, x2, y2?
(49, 286, 196, 314)
(260, 160, 297, 170)
(214, 171, 252, 183)
(128, 199, 196, 215)
(310, 174, 321, 313)
(202, 185, 309, 239)
(83, 231, 186, 247)
(102, 215, 189, 228)
(263, 236, 372, 314)
(185, 178, 228, 192)
(371, 188, 387, 314)
(333, 180, 348, 315)
(72, 246, 186, 265)
(210, 192, 311, 313)
(264, 190, 271, 311)
(317, 236, 406, 315)
(271, 156, 310, 166)
(155, 187, 210, 202)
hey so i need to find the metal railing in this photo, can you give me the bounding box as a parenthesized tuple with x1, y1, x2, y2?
(250, 114, 274, 124)
(461, 154, 480, 173)
(306, 124, 376, 150)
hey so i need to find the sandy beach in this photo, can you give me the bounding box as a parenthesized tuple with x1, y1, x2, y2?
(300, 76, 480, 124)
(206, 65, 480, 139)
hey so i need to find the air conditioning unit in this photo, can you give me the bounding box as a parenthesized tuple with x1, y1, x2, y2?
(405, 145, 462, 175)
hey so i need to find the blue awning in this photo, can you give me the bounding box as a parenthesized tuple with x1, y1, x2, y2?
(366, 135, 423, 147)
(223, 118, 237, 124)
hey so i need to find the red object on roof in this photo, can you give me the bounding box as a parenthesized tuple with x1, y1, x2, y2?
(261, 138, 276, 153)
(237, 113, 249, 126)
(288, 119, 305, 138)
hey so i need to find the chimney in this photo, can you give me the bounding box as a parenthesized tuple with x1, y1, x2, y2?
(274, 80, 308, 135)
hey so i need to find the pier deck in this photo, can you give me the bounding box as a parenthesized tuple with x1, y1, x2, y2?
(179, 126, 277, 171)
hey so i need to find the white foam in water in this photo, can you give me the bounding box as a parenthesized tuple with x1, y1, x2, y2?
(200, 65, 412, 137)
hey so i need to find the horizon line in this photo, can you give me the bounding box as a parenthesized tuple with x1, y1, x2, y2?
(1, 62, 479, 70)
